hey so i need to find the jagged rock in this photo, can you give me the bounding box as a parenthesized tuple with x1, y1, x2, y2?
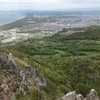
(10, 93, 15, 100)
(57, 91, 77, 100)
(0, 52, 46, 100)
(85, 89, 99, 100)
(8, 53, 13, 60)
(0, 52, 18, 72)
(57, 89, 99, 100)
(76, 94, 83, 100)
(20, 67, 46, 90)
(57, 92, 83, 100)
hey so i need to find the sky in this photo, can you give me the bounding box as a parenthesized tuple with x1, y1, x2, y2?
(0, 0, 100, 11)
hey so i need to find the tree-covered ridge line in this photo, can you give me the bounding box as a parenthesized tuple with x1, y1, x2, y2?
(1, 26, 100, 100)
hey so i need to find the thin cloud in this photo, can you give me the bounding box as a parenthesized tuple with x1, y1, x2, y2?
(0, 0, 100, 10)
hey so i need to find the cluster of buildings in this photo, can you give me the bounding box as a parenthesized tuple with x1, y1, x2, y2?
(20, 14, 100, 32)
(0, 13, 100, 45)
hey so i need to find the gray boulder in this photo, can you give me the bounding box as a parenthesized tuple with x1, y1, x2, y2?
(57, 91, 83, 100)
(85, 89, 99, 100)
(57, 89, 99, 100)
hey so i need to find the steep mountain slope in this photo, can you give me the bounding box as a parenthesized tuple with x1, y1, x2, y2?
(1, 26, 100, 99)
(0, 52, 46, 100)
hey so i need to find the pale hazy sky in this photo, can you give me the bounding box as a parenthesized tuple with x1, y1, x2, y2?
(0, 0, 100, 11)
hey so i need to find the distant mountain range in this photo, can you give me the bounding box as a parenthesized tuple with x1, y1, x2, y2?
(58, 7, 100, 11)
(0, 8, 100, 14)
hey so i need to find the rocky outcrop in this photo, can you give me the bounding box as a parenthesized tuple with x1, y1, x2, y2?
(85, 89, 99, 100)
(0, 52, 46, 100)
(57, 91, 75, 100)
(0, 52, 18, 72)
(57, 91, 83, 100)
(20, 66, 46, 90)
(57, 89, 99, 100)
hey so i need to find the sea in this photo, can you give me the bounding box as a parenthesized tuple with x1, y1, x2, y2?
(0, 12, 25, 26)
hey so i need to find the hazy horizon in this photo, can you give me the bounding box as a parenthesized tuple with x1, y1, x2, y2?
(0, 0, 100, 11)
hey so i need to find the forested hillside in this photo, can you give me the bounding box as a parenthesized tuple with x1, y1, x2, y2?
(1, 26, 100, 100)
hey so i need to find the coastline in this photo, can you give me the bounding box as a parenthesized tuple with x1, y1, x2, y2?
(0, 14, 26, 30)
